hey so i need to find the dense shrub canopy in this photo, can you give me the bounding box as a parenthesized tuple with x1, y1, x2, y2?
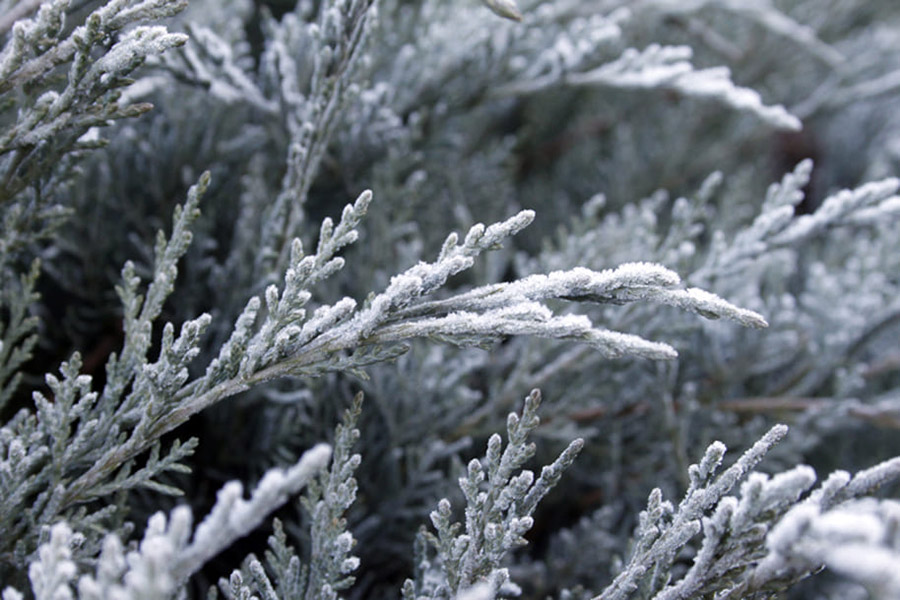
(1, 1, 900, 598)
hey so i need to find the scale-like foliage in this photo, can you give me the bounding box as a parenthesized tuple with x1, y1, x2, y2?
(2, 1, 900, 598)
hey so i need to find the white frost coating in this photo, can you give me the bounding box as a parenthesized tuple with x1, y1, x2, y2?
(562, 45, 801, 130)
(848, 195, 900, 224)
(806, 470, 851, 508)
(348, 212, 536, 339)
(93, 26, 187, 75)
(813, 510, 886, 544)
(745, 204, 796, 242)
(772, 178, 900, 245)
(841, 456, 900, 501)
(652, 288, 769, 328)
(23, 522, 77, 600)
(396, 261, 764, 335)
(376, 306, 677, 359)
(758, 466, 817, 507)
(296, 297, 357, 347)
(689, 440, 726, 486)
(505, 263, 682, 301)
(408, 262, 682, 316)
(822, 544, 900, 593)
(757, 498, 900, 595)
(477, 210, 536, 247)
(585, 329, 677, 359)
(456, 582, 494, 600)
(174, 443, 331, 583)
(354, 273, 425, 338)
(763, 159, 813, 210)
(2, 588, 23, 600)
(672, 67, 801, 130)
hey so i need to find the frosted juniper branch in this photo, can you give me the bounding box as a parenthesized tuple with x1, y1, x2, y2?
(0, 0, 186, 92)
(300, 392, 364, 599)
(392, 263, 767, 328)
(62, 190, 767, 517)
(159, 22, 279, 114)
(717, 458, 900, 597)
(596, 425, 788, 600)
(173, 443, 332, 584)
(48, 173, 211, 509)
(3, 444, 331, 599)
(101, 172, 210, 417)
(269, 0, 377, 277)
(0, 0, 189, 205)
(493, 44, 801, 130)
(154, 0, 379, 298)
(751, 498, 900, 597)
(3, 3, 900, 598)
(406, 390, 584, 598)
(696, 160, 900, 283)
(0, 172, 215, 569)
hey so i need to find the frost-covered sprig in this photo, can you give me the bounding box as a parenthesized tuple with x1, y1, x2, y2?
(262, 0, 378, 276)
(176, 443, 331, 584)
(278, 212, 763, 364)
(371, 281, 763, 361)
(0, 185, 367, 574)
(394, 262, 767, 328)
(225, 521, 297, 600)
(699, 160, 900, 282)
(751, 498, 900, 598)
(0, 0, 187, 90)
(0, 444, 330, 600)
(2, 522, 78, 600)
(0, 0, 189, 205)
(33, 186, 364, 527)
(300, 392, 364, 599)
(203, 190, 373, 385)
(216, 395, 364, 600)
(169, 0, 379, 305)
(227, 208, 540, 382)
(741, 459, 900, 597)
(404, 390, 583, 600)
(597, 425, 788, 600)
(595, 428, 900, 600)
(210, 203, 768, 385)
(511, 10, 624, 82)
(158, 22, 276, 113)
(0, 176, 212, 572)
(770, 178, 900, 244)
(496, 43, 800, 130)
(352, 210, 539, 338)
(0, 332, 195, 571)
(100, 172, 210, 424)
(650, 465, 818, 600)
(16, 174, 213, 520)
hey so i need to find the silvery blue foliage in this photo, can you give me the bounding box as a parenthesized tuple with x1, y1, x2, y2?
(2, 0, 900, 598)
(404, 390, 583, 599)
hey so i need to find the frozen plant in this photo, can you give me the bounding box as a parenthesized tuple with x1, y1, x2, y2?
(2, 0, 900, 599)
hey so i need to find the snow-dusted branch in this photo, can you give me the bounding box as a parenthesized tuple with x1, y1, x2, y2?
(496, 44, 800, 130)
(2, 444, 331, 600)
